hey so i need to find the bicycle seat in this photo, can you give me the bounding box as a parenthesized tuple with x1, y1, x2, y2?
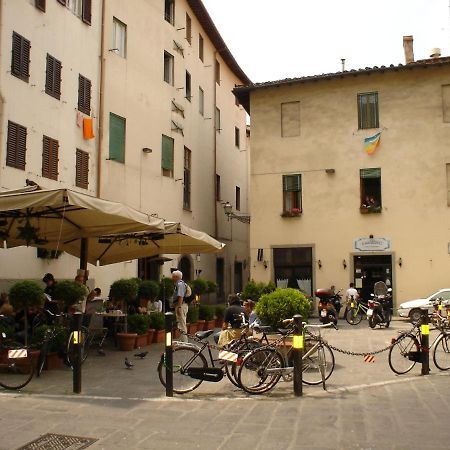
(195, 330, 215, 340)
(277, 328, 291, 336)
(253, 325, 271, 333)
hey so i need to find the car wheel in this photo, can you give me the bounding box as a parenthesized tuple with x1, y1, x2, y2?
(409, 309, 422, 323)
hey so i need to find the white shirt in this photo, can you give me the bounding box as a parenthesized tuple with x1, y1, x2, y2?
(346, 288, 359, 301)
(148, 299, 162, 313)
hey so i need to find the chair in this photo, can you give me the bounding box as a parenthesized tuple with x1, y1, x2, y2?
(276, 279, 289, 288)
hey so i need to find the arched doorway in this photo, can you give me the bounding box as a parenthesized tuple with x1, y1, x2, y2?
(179, 256, 192, 281)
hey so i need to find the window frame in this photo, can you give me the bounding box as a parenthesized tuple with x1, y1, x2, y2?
(42, 135, 59, 181)
(185, 70, 191, 101)
(45, 53, 62, 100)
(112, 17, 127, 58)
(164, 0, 175, 25)
(11, 32, 30, 82)
(215, 107, 221, 132)
(185, 13, 192, 44)
(357, 92, 379, 130)
(198, 86, 204, 116)
(360, 168, 382, 213)
(35, 0, 46, 12)
(183, 147, 192, 210)
(6, 121, 27, 170)
(109, 112, 126, 163)
(75, 149, 89, 189)
(282, 174, 302, 215)
(235, 127, 240, 148)
(161, 134, 174, 178)
(215, 60, 220, 85)
(78, 74, 91, 115)
(216, 174, 221, 201)
(163, 51, 174, 85)
(236, 186, 241, 211)
(199, 34, 204, 62)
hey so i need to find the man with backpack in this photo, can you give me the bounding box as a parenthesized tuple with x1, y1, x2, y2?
(171, 270, 190, 342)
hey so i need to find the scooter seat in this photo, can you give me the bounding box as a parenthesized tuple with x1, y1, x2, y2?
(253, 325, 272, 333)
(195, 329, 215, 340)
(277, 328, 292, 336)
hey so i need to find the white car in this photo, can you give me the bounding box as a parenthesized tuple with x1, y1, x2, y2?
(397, 289, 450, 322)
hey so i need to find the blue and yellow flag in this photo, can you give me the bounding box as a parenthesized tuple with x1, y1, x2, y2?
(364, 132, 381, 155)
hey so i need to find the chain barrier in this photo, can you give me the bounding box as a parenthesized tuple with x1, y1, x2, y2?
(175, 327, 224, 351)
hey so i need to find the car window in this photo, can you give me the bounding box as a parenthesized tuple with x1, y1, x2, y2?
(438, 291, 450, 300)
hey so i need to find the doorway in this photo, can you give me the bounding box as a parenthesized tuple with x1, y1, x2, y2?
(179, 256, 192, 282)
(353, 254, 392, 302)
(234, 262, 243, 293)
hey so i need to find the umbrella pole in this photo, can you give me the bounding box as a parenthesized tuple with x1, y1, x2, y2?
(80, 238, 88, 274)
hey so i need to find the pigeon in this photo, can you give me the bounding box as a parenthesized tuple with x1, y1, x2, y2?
(97, 348, 106, 356)
(124, 357, 134, 369)
(134, 351, 148, 359)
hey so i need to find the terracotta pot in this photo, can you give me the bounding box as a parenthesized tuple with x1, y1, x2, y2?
(187, 323, 198, 334)
(117, 333, 138, 351)
(197, 320, 206, 331)
(215, 318, 224, 328)
(204, 319, 216, 331)
(152, 329, 165, 343)
(147, 329, 155, 345)
(44, 352, 64, 370)
(135, 334, 148, 349)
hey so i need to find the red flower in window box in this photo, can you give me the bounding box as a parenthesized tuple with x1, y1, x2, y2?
(281, 208, 302, 218)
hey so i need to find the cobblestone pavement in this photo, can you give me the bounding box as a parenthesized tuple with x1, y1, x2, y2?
(1, 319, 449, 449)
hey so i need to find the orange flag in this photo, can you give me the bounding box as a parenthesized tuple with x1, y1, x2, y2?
(83, 118, 95, 140)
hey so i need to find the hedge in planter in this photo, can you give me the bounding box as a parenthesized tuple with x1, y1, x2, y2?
(206, 280, 217, 294)
(138, 281, 160, 302)
(190, 279, 208, 297)
(53, 281, 87, 310)
(241, 280, 276, 302)
(110, 278, 139, 310)
(186, 306, 199, 324)
(149, 312, 165, 343)
(128, 314, 150, 348)
(255, 288, 310, 330)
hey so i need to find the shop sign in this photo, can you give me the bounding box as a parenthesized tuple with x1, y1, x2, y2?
(354, 237, 391, 252)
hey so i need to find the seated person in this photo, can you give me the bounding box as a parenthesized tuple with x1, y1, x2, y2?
(147, 298, 163, 313)
(243, 300, 262, 328)
(218, 294, 245, 347)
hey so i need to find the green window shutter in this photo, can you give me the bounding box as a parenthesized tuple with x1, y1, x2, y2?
(109, 113, 125, 163)
(360, 168, 381, 179)
(161, 135, 174, 170)
(283, 174, 301, 191)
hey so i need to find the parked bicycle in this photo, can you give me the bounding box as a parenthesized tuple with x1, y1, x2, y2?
(237, 322, 336, 394)
(345, 298, 369, 325)
(389, 302, 450, 375)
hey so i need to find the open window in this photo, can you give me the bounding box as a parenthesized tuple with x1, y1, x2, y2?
(282, 174, 302, 216)
(360, 168, 382, 213)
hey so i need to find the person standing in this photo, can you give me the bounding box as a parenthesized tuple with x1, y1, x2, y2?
(171, 270, 188, 343)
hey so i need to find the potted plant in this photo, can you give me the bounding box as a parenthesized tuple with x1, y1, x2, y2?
(214, 304, 226, 328)
(53, 280, 87, 312)
(9, 280, 45, 346)
(128, 314, 150, 348)
(186, 306, 199, 334)
(138, 280, 160, 309)
(149, 312, 165, 343)
(205, 280, 217, 302)
(199, 305, 215, 330)
(158, 277, 174, 311)
(190, 278, 208, 303)
(32, 325, 68, 370)
(255, 288, 310, 330)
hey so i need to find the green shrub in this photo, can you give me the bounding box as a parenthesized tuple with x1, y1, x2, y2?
(159, 277, 174, 300)
(262, 281, 276, 294)
(138, 280, 160, 301)
(186, 306, 199, 324)
(206, 280, 217, 294)
(0, 323, 15, 339)
(214, 304, 226, 319)
(128, 314, 150, 335)
(241, 280, 265, 301)
(255, 288, 310, 329)
(110, 279, 139, 304)
(33, 325, 69, 352)
(199, 304, 215, 321)
(190, 278, 208, 296)
(53, 281, 87, 308)
(9, 280, 45, 311)
(149, 312, 165, 330)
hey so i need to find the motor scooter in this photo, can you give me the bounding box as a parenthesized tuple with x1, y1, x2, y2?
(315, 288, 342, 325)
(367, 281, 392, 328)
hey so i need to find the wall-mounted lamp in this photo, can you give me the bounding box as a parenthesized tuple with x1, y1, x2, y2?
(398, 257, 403, 267)
(342, 259, 347, 269)
(317, 260, 322, 269)
(369, 234, 374, 239)
(222, 201, 251, 224)
(142, 147, 152, 154)
(196, 254, 201, 263)
(263, 260, 268, 269)
(325, 168, 335, 174)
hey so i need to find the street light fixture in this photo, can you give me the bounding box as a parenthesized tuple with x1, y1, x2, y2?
(222, 202, 250, 224)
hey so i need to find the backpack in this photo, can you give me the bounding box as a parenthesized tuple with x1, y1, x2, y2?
(183, 282, 195, 304)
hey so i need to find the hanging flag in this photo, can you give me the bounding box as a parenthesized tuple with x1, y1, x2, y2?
(364, 132, 381, 155)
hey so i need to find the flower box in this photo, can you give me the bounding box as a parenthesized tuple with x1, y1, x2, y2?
(281, 209, 302, 218)
(360, 206, 382, 214)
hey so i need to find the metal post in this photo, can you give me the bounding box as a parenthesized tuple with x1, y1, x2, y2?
(292, 314, 303, 397)
(72, 312, 83, 393)
(420, 309, 429, 375)
(165, 312, 174, 397)
(79, 238, 88, 272)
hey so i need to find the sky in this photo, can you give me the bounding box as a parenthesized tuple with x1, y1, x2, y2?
(201, 0, 450, 83)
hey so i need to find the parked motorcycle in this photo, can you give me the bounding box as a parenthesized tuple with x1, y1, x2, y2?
(315, 288, 342, 325)
(367, 281, 392, 328)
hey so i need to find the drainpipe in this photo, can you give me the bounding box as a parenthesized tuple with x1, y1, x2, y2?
(213, 51, 218, 238)
(0, 0, 5, 184)
(96, 0, 106, 198)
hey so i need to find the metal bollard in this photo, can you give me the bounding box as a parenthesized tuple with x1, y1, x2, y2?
(292, 314, 303, 397)
(420, 309, 430, 375)
(165, 312, 174, 397)
(72, 312, 83, 394)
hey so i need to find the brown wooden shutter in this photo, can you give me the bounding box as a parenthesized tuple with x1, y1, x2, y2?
(35, 0, 46, 12)
(45, 55, 61, 99)
(82, 0, 92, 25)
(11, 32, 30, 81)
(76, 149, 89, 189)
(6, 121, 26, 170)
(78, 75, 91, 115)
(57, 0, 66, 5)
(42, 136, 58, 180)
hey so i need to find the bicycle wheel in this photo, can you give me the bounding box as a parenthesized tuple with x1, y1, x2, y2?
(302, 340, 335, 385)
(225, 340, 262, 388)
(346, 308, 362, 325)
(433, 333, 450, 371)
(0, 343, 35, 390)
(388, 333, 420, 375)
(158, 345, 207, 394)
(237, 347, 284, 394)
(36, 340, 48, 377)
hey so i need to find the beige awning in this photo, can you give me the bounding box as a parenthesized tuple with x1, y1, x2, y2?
(0, 188, 164, 248)
(39, 221, 225, 266)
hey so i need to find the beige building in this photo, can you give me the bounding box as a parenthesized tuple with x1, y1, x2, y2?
(0, 0, 250, 297)
(235, 38, 450, 309)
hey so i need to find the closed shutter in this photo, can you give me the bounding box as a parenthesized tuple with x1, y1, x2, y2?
(358, 93, 379, 129)
(6, 121, 27, 170)
(12, 32, 30, 82)
(283, 174, 301, 191)
(360, 168, 381, 179)
(161, 135, 174, 171)
(57, 0, 66, 5)
(42, 136, 59, 180)
(35, 0, 46, 12)
(78, 74, 91, 115)
(45, 54, 61, 99)
(82, 0, 92, 25)
(109, 113, 126, 163)
(76, 149, 89, 189)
